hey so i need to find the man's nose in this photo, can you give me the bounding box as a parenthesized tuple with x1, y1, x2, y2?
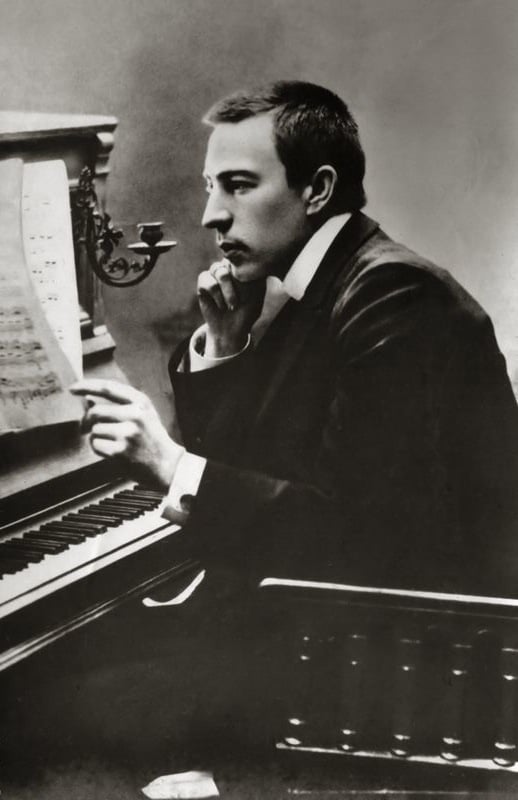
(201, 191, 232, 231)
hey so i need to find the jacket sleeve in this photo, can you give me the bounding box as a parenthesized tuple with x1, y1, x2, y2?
(169, 336, 254, 453)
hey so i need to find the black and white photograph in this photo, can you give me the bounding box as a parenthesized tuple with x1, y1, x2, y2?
(1, 1, 518, 797)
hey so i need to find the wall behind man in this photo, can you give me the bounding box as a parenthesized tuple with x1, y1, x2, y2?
(3, 0, 518, 426)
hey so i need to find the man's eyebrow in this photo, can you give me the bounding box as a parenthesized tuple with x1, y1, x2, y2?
(202, 169, 258, 181)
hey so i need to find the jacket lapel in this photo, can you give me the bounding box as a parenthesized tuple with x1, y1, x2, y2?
(253, 212, 380, 425)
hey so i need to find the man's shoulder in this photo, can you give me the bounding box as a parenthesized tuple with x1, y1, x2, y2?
(336, 222, 488, 325)
(354, 226, 456, 287)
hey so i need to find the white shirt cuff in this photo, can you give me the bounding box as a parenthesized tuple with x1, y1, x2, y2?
(161, 450, 207, 525)
(189, 323, 251, 372)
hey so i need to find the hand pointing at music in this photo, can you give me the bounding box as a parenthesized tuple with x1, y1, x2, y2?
(69, 380, 184, 490)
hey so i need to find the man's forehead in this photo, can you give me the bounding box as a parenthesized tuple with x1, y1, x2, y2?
(203, 113, 280, 175)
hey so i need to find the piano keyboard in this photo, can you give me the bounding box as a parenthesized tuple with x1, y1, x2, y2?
(0, 481, 181, 620)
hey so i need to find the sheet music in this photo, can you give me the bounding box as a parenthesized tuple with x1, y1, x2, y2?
(22, 160, 83, 377)
(0, 158, 83, 434)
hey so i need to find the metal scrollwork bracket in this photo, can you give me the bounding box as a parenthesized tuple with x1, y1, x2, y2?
(72, 167, 176, 287)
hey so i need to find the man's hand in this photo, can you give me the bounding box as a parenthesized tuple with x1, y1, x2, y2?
(197, 260, 266, 357)
(70, 380, 184, 491)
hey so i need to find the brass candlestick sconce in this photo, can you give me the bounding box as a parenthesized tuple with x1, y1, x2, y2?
(73, 167, 176, 287)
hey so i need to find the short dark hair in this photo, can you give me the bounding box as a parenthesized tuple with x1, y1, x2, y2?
(203, 80, 366, 213)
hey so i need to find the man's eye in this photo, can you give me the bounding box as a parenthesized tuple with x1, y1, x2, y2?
(229, 181, 253, 193)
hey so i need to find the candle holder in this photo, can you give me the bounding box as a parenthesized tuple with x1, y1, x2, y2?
(73, 167, 177, 287)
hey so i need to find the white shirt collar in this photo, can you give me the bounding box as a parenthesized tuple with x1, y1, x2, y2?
(282, 213, 351, 301)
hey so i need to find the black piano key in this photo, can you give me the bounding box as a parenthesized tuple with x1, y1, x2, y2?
(1, 537, 45, 555)
(94, 499, 133, 512)
(116, 500, 157, 512)
(0, 543, 43, 563)
(0, 559, 28, 575)
(0, 558, 36, 576)
(104, 495, 148, 507)
(96, 503, 138, 519)
(41, 522, 89, 537)
(115, 500, 159, 512)
(38, 528, 87, 544)
(25, 538, 73, 552)
(62, 513, 108, 531)
(20, 531, 66, 549)
(43, 521, 100, 538)
(0, 550, 40, 564)
(22, 532, 69, 553)
(98, 498, 143, 513)
(78, 507, 122, 524)
(1, 538, 30, 550)
(39, 521, 87, 535)
(36, 535, 86, 548)
(117, 489, 159, 502)
(47, 518, 101, 533)
(110, 496, 155, 511)
(39, 528, 86, 544)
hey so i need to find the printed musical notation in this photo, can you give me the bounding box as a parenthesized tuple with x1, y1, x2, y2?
(0, 306, 31, 332)
(22, 160, 82, 377)
(0, 373, 60, 408)
(0, 337, 46, 366)
(0, 158, 83, 434)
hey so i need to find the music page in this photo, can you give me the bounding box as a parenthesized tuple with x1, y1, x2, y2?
(0, 158, 83, 434)
(22, 159, 83, 378)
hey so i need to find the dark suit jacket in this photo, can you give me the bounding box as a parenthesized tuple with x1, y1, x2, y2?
(170, 213, 518, 595)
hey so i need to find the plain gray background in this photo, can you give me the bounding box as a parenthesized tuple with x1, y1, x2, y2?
(3, 0, 518, 426)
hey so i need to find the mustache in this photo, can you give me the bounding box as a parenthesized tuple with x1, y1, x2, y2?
(218, 240, 249, 253)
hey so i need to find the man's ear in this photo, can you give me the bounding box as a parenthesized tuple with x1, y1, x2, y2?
(302, 165, 338, 216)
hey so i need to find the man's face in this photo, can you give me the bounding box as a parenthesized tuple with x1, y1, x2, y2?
(202, 113, 312, 282)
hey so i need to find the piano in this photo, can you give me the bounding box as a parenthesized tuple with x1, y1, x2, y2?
(0, 114, 197, 693)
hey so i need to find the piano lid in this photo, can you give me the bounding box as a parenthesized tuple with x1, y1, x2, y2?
(0, 112, 118, 142)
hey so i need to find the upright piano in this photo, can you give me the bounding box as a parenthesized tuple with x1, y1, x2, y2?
(0, 114, 198, 738)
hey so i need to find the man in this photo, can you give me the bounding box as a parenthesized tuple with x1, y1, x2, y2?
(72, 80, 518, 596)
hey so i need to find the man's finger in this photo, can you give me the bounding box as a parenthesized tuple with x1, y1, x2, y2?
(209, 260, 238, 310)
(70, 379, 141, 404)
(197, 271, 226, 312)
(90, 436, 126, 458)
(90, 422, 123, 440)
(85, 403, 137, 426)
